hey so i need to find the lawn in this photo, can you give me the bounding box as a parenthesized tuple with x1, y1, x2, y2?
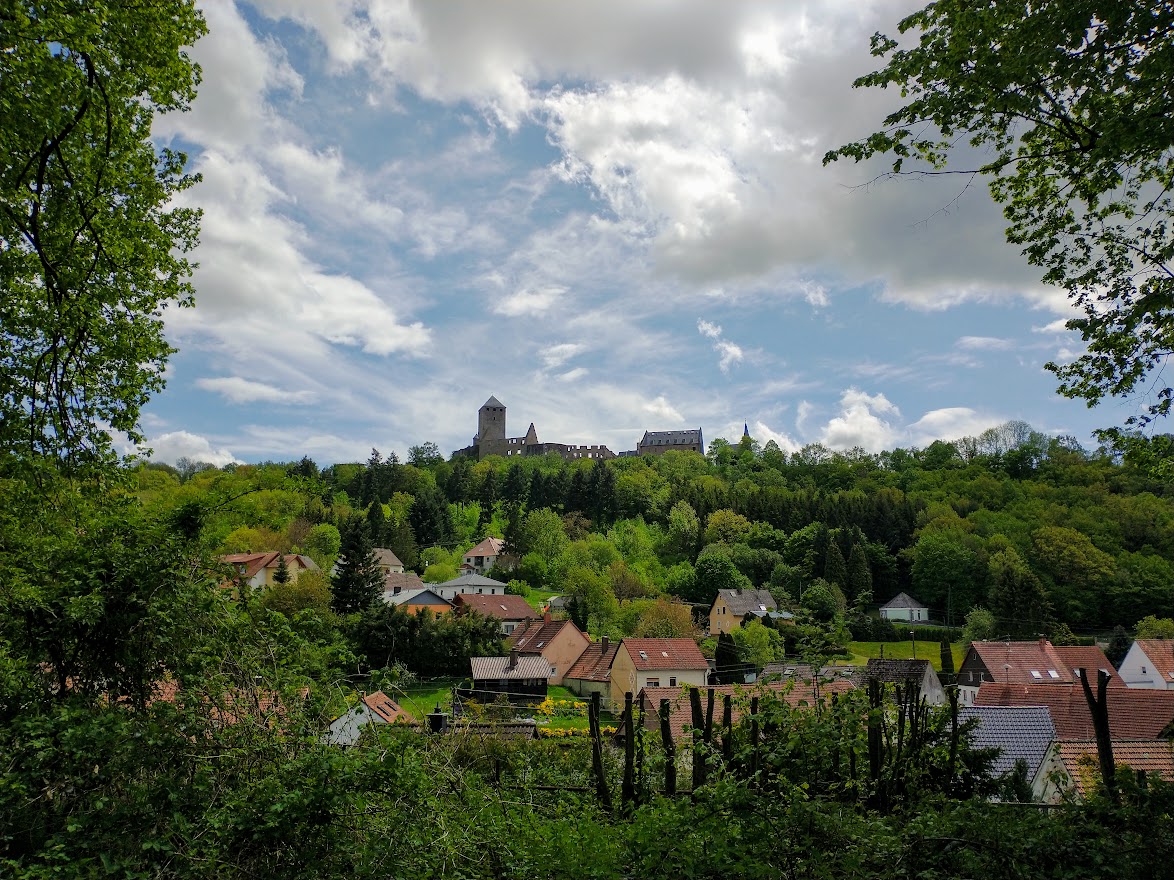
(393, 678, 462, 720)
(844, 640, 966, 673)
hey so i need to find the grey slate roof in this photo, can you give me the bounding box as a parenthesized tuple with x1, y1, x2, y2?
(437, 573, 509, 589)
(470, 655, 552, 680)
(640, 429, 703, 446)
(866, 659, 934, 686)
(881, 591, 927, 610)
(482, 396, 504, 408)
(959, 705, 1056, 780)
(714, 588, 777, 617)
(384, 588, 451, 607)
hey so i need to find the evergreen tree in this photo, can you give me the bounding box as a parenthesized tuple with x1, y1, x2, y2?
(714, 632, 743, 684)
(272, 552, 291, 586)
(1106, 625, 1133, 669)
(502, 462, 529, 509)
(410, 485, 453, 549)
(939, 638, 955, 686)
(366, 500, 387, 547)
(823, 541, 849, 591)
(331, 518, 384, 615)
(987, 547, 1051, 638)
(846, 542, 873, 606)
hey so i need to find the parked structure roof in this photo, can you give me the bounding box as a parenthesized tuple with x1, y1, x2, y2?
(469, 655, 551, 681)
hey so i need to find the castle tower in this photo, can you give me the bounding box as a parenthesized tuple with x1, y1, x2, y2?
(478, 396, 507, 446)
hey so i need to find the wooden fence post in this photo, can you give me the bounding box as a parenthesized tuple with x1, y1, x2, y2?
(589, 691, 612, 811)
(660, 698, 676, 796)
(622, 692, 635, 812)
(689, 687, 706, 790)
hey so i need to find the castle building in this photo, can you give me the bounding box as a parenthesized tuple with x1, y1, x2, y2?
(636, 428, 704, 456)
(460, 396, 616, 462)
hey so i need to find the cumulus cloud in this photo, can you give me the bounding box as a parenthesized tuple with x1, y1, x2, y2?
(907, 407, 1005, 447)
(196, 376, 317, 405)
(141, 431, 242, 467)
(819, 389, 901, 451)
(494, 285, 566, 316)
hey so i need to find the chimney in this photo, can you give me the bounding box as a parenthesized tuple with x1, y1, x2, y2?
(508, 649, 518, 670)
(1039, 636, 1048, 650)
(544, 611, 552, 623)
(601, 636, 609, 652)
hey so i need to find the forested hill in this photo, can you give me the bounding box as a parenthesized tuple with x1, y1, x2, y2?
(145, 422, 1174, 636)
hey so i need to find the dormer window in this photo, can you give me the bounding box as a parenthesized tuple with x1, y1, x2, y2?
(1030, 670, 1042, 679)
(1048, 670, 1060, 679)
(639, 651, 648, 661)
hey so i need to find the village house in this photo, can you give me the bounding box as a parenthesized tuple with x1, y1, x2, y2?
(461, 537, 507, 575)
(453, 593, 537, 635)
(957, 638, 1122, 705)
(974, 681, 1174, 740)
(221, 552, 320, 590)
(1040, 740, 1174, 802)
(609, 638, 709, 711)
(562, 636, 621, 703)
(958, 705, 1057, 799)
(326, 691, 411, 746)
(432, 572, 509, 601)
(507, 613, 590, 685)
(1117, 639, 1174, 689)
(879, 592, 929, 623)
(466, 651, 551, 706)
(708, 588, 778, 635)
(865, 658, 948, 706)
(384, 588, 453, 617)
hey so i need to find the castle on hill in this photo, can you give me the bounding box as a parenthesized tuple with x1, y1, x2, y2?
(455, 396, 703, 462)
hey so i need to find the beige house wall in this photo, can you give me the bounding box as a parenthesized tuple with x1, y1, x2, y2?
(540, 628, 591, 686)
(608, 645, 707, 712)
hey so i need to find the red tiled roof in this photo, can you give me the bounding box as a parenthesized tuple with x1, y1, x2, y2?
(465, 537, 505, 557)
(1133, 640, 1174, 682)
(620, 638, 708, 671)
(221, 552, 315, 579)
(974, 682, 1174, 740)
(1052, 646, 1126, 688)
(454, 593, 537, 620)
(564, 640, 620, 682)
(361, 691, 410, 723)
(508, 617, 586, 653)
(636, 680, 857, 741)
(1055, 740, 1174, 798)
(967, 639, 1076, 685)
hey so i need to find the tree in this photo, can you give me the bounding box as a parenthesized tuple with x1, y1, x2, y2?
(939, 638, 955, 685)
(0, 2, 206, 463)
(1135, 615, 1174, 640)
(846, 543, 873, 607)
(666, 500, 700, 558)
(272, 552, 291, 586)
(822, 541, 848, 592)
(409, 486, 453, 550)
(963, 607, 998, 643)
(826, 1, 1174, 429)
(634, 599, 695, 639)
(407, 441, 443, 467)
(987, 547, 1051, 638)
(331, 518, 383, 615)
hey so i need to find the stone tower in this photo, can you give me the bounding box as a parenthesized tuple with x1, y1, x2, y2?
(478, 396, 507, 447)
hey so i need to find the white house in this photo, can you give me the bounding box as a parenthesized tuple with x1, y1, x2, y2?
(462, 537, 505, 574)
(432, 572, 508, 601)
(1117, 639, 1174, 689)
(879, 592, 929, 623)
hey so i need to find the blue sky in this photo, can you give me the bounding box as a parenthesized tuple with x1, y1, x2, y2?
(134, 0, 1127, 467)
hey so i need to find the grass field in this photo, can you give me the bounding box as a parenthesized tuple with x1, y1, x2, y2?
(843, 640, 966, 672)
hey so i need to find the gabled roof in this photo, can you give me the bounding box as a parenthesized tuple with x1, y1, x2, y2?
(385, 588, 452, 608)
(383, 571, 424, 593)
(1051, 645, 1126, 687)
(361, 691, 410, 724)
(508, 617, 587, 653)
(958, 705, 1056, 779)
(222, 552, 318, 579)
(880, 592, 926, 610)
(966, 639, 1076, 685)
(866, 658, 935, 687)
(437, 572, 510, 588)
(564, 640, 620, 682)
(637, 680, 856, 741)
(454, 593, 537, 620)
(482, 396, 504, 409)
(620, 638, 708, 671)
(713, 589, 777, 617)
(1131, 640, 1174, 683)
(464, 537, 505, 558)
(1055, 740, 1174, 798)
(373, 548, 404, 569)
(470, 655, 551, 680)
(975, 682, 1174, 740)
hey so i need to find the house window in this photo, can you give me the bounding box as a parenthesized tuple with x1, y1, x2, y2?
(669, 677, 677, 687)
(647, 678, 660, 688)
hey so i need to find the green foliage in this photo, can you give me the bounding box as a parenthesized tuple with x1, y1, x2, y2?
(1135, 614, 1174, 640)
(350, 604, 502, 676)
(962, 607, 997, 643)
(261, 570, 332, 619)
(0, 1, 206, 463)
(826, 0, 1174, 430)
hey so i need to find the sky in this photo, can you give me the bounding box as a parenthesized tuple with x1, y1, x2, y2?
(134, 0, 1133, 468)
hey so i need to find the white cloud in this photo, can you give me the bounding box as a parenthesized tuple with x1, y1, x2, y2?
(750, 420, 801, 454)
(697, 319, 744, 372)
(494, 285, 566, 316)
(908, 407, 1004, 446)
(557, 368, 588, 382)
(540, 343, 586, 369)
(1033, 318, 1072, 334)
(644, 395, 684, 423)
(819, 388, 901, 451)
(698, 319, 723, 339)
(957, 335, 1012, 351)
(141, 431, 241, 467)
(196, 376, 317, 405)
